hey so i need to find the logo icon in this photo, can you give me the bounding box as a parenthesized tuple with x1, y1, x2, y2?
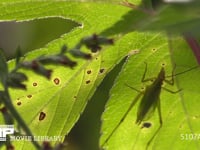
(0, 125, 14, 141)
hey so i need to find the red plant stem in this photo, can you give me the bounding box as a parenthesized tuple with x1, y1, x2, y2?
(184, 34, 200, 65)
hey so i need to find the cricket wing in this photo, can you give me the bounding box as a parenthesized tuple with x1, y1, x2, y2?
(136, 86, 161, 125)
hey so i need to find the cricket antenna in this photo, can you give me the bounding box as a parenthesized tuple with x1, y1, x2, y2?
(166, 65, 199, 78)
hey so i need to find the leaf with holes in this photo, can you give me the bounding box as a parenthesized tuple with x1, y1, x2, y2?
(0, 0, 147, 149)
(0, 0, 199, 150)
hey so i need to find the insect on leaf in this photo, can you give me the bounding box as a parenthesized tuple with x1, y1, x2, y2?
(100, 34, 200, 150)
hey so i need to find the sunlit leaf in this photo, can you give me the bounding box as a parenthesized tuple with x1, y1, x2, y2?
(100, 34, 200, 150)
(0, 0, 137, 149)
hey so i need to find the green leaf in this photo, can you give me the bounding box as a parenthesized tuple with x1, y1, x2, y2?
(100, 34, 200, 150)
(1, 0, 199, 150)
(0, 0, 137, 149)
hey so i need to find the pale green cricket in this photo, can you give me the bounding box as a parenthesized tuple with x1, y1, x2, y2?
(101, 63, 198, 150)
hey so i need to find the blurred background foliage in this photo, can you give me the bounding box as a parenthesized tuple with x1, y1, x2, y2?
(0, 17, 79, 59)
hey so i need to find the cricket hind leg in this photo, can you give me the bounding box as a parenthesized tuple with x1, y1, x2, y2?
(125, 83, 141, 93)
(146, 85, 181, 150)
(163, 65, 182, 93)
(146, 98, 162, 150)
(101, 92, 143, 148)
(162, 87, 182, 94)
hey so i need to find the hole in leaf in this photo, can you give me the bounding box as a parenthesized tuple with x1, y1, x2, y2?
(33, 82, 38, 87)
(53, 78, 60, 85)
(39, 112, 46, 121)
(0, 17, 80, 59)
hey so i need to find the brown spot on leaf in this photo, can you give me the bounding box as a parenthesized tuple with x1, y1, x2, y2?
(17, 102, 22, 106)
(141, 122, 152, 129)
(87, 70, 92, 74)
(33, 82, 38, 87)
(86, 80, 91, 84)
(128, 49, 140, 55)
(99, 68, 105, 74)
(53, 78, 60, 85)
(27, 95, 32, 98)
(152, 48, 157, 52)
(39, 112, 46, 121)
(161, 62, 167, 68)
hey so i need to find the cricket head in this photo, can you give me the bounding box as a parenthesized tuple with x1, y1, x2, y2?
(158, 67, 165, 81)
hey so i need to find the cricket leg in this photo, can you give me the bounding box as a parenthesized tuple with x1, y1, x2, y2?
(101, 92, 143, 148)
(164, 65, 177, 85)
(125, 83, 141, 93)
(146, 98, 162, 150)
(162, 87, 182, 94)
(142, 62, 156, 82)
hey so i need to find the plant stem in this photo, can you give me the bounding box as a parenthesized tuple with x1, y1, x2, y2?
(183, 34, 200, 65)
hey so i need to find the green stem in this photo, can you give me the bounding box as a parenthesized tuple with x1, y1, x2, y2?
(2, 89, 41, 149)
